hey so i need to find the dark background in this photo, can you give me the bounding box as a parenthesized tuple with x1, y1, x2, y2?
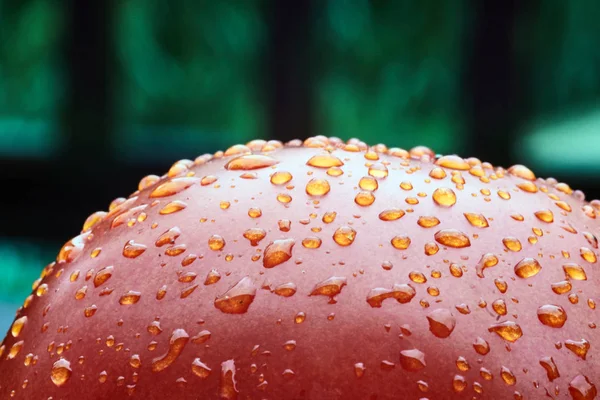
(1, 0, 600, 331)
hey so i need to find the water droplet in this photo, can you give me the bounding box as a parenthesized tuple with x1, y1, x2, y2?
(539, 356, 560, 381)
(495, 278, 508, 293)
(399, 181, 413, 191)
(488, 321, 523, 342)
(310, 276, 347, 301)
(435, 155, 470, 170)
(273, 282, 297, 297)
(155, 227, 181, 247)
(283, 340, 297, 351)
(94, 266, 113, 288)
(214, 277, 256, 314)
(159, 200, 187, 215)
(147, 321, 163, 335)
(473, 337, 490, 355)
(359, 176, 378, 191)
(208, 235, 226, 251)
(82, 211, 107, 232)
(84, 305, 97, 317)
(263, 238, 295, 268)
(434, 229, 471, 248)
(508, 164, 536, 180)
(500, 366, 516, 385)
(225, 154, 279, 170)
(201, 175, 218, 186)
(492, 299, 507, 316)
(306, 154, 344, 168)
(305, 178, 331, 196)
(119, 290, 141, 305)
(248, 207, 262, 218)
(191, 358, 211, 379)
(57, 232, 90, 263)
(191, 330, 211, 344)
(391, 235, 411, 250)
(580, 247, 597, 263)
(480, 367, 493, 380)
(333, 226, 356, 246)
(149, 177, 200, 198)
(368, 163, 388, 178)
(464, 213, 489, 228)
(243, 228, 267, 246)
(219, 359, 239, 399)
(429, 167, 447, 179)
(270, 171, 293, 185)
(537, 304, 567, 328)
(476, 253, 499, 278)
(417, 216, 440, 228)
(152, 329, 189, 372)
(432, 187, 457, 207)
(11, 316, 27, 338)
(354, 191, 375, 206)
(456, 356, 470, 371)
(565, 339, 590, 360)
(453, 375, 467, 393)
(302, 236, 322, 249)
(51, 358, 72, 387)
(399, 349, 426, 371)
(502, 237, 522, 252)
(426, 309, 456, 338)
(568, 375, 597, 400)
(534, 209, 554, 223)
(123, 240, 147, 258)
(563, 263, 587, 280)
(514, 258, 542, 278)
(378, 208, 405, 221)
(354, 362, 366, 378)
(366, 284, 416, 307)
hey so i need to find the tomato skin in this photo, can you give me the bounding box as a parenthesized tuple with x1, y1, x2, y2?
(0, 138, 598, 400)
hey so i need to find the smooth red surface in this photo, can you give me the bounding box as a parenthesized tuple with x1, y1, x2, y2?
(0, 138, 598, 399)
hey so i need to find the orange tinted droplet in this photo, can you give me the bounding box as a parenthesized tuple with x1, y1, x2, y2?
(359, 176, 378, 191)
(51, 358, 72, 387)
(214, 277, 256, 314)
(417, 216, 440, 228)
(191, 358, 211, 379)
(514, 258, 542, 278)
(306, 178, 331, 196)
(508, 164, 536, 181)
(426, 309, 456, 338)
(355, 191, 375, 206)
(435, 155, 470, 170)
(263, 239, 295, 268)
(302, 236, 322, 249)
(565, 339, 590, 360)
(243, 228, 267, 247)
(333, 226, 356, 246)
(368, 163, 388, 178)
(434, 229, 471, 248)
(517, 181, 538, 193)
(379, 208, 405, 221)
(219, 359, 239, 400)
(149, 177, 200, 198)
(159, 200, 187, 215)
(306, 154, 344, 168)
(464, 213, 489, 228)
(11, 316, 27, 338)
(273, 282, 297, 297)
(123, 240, 147, 258)
(224, 154, 279, 170)
(119, 290, 141, 305)
(310, 276, 347, 300)
(366, 284, 416, 307)
(270, 171, 293, 185)
(580, 247, 597, 263)
(488, 321, 523, 342)
(539, 356, 560, 381)
(563, 263, 587, 280)
(568, 375, 597, 400)
(155, 227, 181, 247)
(391, 236, 411, 250)
(432, 188, 457, 207)
(208, 235, 226, 251)
(354, 362, 366, 378)
(502, 237, 522, 252)
(151, 329, 189, 372)
(399, 349, 426, 371)
(534, 209, 554, 223)
(537, 305, 567, 328)
(473, 337, 490, 355)
(93, 266, 113, 288)
(429, 167, 447, 179)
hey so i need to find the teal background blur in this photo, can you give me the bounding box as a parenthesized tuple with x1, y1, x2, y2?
(1, 1, 600, 333)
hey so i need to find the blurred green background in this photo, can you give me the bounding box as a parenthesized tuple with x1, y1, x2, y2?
(1, 0, 600, 333)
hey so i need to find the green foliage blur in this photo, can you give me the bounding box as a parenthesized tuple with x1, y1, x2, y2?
(0, 1, 600, 332)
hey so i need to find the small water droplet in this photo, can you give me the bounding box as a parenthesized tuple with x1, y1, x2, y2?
(305, 178, 331, 196)
(192, 358, 211, 379)
(270, 171, 293, 185)
(333, 226, 356, 246)
(354, 362, 366, 378)
(310, 276, 347, 301)
(565, 339, 590, 360)
(208, 235, 226, 251)
(123, 240, 147, 258)
(417, 216, 440, 228)
(379, 208, 405, 221)
(155, 227, 181, 247)
(306, 154, 344, 168)
(537, 304, 567, 328)
(368, 163, 388, 178)
(539, 356, 560, 381)
(501, 366, 516, 385)
(432, 187, 457, 207)
(94, 266, 113, 288)
(159, 200, 187, 215)
(366, 284, 416, 307)
(435, 155, 470, 170)
(534, 209, 554, 223)
(149, 177, 200, 198)
(11, 316, 27, 338)
(119, 290, 141, 305)
(464, 213, 489, 228)
(473, 337, 490, 355)
(243, 228, 267, 247)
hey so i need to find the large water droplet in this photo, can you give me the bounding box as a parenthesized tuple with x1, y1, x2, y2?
(366, 284, 416, 307)
(434, 229, 471, 248)
(563, 263, 587, 280)
(219, 359, 239, 399)
(464, 213, 489, 228)
(243, 228, 267, 247)
(333, 226, 356, 246)
(152, 329, 189, 372)
(123, 240, 147, 258)
(508, 164, 536, 181)
(565, 339, 590, 360)
(426, 309, 456, 338)
(399, 349, 426, 371)
(379, 208, 405, 221)
(305, 178, 331, 196)
(473, 337, 490, 355)
(214, 277, 256, 314)
(119, 290, 141, 305)
(50, 358, 72, 388)
(488, 321, 523, 342)
(310, 276, 347, 301)
(94, 266, 113, 288)
(224, 154, 279, 170)
(432, 187, 457, 207)
(568, 375, 597, 400)
(11, 316, 27, 338)
(149, 177, 200, 198)
(273, 282, 297, 297)
(537, 304, 567, 328)
(263, 239, 295, 268)
(539, 356, 560, 381)
(306, 154, 344, 168)
(192, 358, 211, 379)
(514, 258, 542, 278)
(476, 253, 498, 278)
(155, 227, 181, 247)
(435, 155, 470, 170)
